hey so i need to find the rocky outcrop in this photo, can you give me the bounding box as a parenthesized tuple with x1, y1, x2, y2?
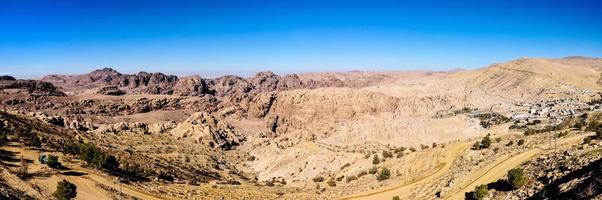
(0, 80, 65, 96)
(0, 75, 15, 81)
(210, 75, 253, 97)
(28, 112, 96, 131)
(42, 68, 178, 95)
(94, 122, 150, 134)
(171, 112, 245, 150)
(173, 75, 214, 96)
(248, 71, 306, 93)
(248, 93, 277, 118)
(40, 68, 360, 97)
(96, 86, 125, 95)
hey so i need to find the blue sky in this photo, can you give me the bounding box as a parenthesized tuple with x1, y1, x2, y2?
(1, 0, 601, 78)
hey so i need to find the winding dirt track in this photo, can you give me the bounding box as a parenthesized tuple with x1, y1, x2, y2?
(342, 134, 589, 200)
(341, 141, 472, 200)
(1, 144, 165, 200)
(445, 134, 590, 200)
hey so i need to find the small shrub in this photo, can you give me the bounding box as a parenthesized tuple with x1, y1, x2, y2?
(573, 122, 584, 129)
(312, 176, 325, 182)
(420, 144, 429, 149)
(158, 173, 174, 182)
(432, 142, 437, 148)
(471, 184, 488, 200)
(517, 139, 525, 146)
(369, 166, 378, 174)
(472, 141, 481, 150)
(409, 147, 417, 152)
(382, 150, 393, 158)
(396, 152, 404, 158)
(357, 171, 368, 177)
(52, 179, 77, 200)
(481, 135, 492, 148)
(583, 137, 592, 145)
(372, 154, 381, 165)
(495, 138, 502, 143)
(340, 163, 351, 170)
(392, 196, 401, 200)
(394, 147, 406, 153)
(265, 180, 274, 187)
(507, 168, 526, 189)
(46, 155, 62, 169)
(327, 178, 336, 187)
(346, 175, 357, 183)
(506, 140, 514, 146)
(336, 175, 344, 182)
(377, 167, 391, 181)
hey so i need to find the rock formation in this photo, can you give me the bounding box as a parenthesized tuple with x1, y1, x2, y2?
(96, 86, 126, 95)
(171, 112, 245, 150)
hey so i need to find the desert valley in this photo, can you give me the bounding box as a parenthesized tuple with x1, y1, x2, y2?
(0, 56, 601, 199)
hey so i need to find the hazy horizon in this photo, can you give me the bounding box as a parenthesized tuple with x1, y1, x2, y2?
(1, 0, 601, 78)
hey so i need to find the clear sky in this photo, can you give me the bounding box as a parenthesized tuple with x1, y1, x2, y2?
(1, 0, 601, 78)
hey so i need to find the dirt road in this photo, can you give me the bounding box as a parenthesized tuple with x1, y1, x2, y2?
(0, 143, 165, 200)
(342, 133, 589, 200)
(445, 134, 590, 200)
(341, 141, 473, 200)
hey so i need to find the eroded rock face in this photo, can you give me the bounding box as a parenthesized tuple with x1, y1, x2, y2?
(40, 68, 353, 97)
(171, 112, 245, 150)
(0, 80, 66, 96)
(29, 112, 96, 131)
(42, 68, 178, 95)
(173, 76, 214, 96)
(96, 86, 126, 95)
(248, 93, 277, 118)
(94, 122, 150, 134)
(210, 75, 253, 97)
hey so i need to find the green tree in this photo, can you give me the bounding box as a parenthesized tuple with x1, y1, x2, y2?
(583, 137, 592, 144)
(52, 179, 77, 200)
(471, 184, 488, 200)
(481, 135, 492, 148)
(507, 168, 526, 189)
(46, 155, 62, 169)
(377, 167, 391, 181)
(100, 155, 119, 170)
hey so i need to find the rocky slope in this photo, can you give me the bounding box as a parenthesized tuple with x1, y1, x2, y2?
(1, 57, 602, 199)
(41, 68, 372, 96)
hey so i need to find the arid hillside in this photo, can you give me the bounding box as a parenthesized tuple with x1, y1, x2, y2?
(1, 57, 601, 200)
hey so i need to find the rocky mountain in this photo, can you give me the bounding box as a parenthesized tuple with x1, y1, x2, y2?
(0, 79, 65, 97)
(42, 68, 179, 95)
(1, 57, 602, 200)
(40, 68, 404, 97)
